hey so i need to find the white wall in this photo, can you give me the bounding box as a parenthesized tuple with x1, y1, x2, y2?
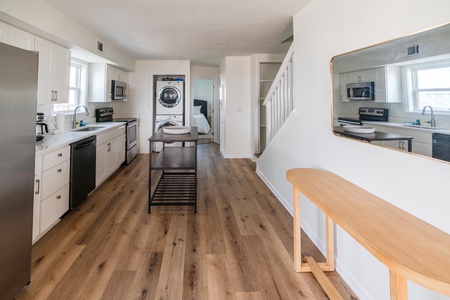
(257, 0, 450, 299)
(220, 56, 252, 158)
(128, 60, 190, 153)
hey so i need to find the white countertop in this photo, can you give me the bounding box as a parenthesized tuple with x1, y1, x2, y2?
(35, 122, 126, 156)
(363, 121, 450, 134)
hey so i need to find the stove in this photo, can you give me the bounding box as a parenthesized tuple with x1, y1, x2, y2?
(95, 107, 138, 165)
(338, 107, 389, 125)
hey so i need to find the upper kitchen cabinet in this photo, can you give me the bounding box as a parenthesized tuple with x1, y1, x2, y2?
(111, 66, 129, 83)
(348, 69, 374, 83)
(35, 37, 70, 104)
(0, 21, 35, 50)
(373, 66, 401, 103)
(89, 63, 128, 102)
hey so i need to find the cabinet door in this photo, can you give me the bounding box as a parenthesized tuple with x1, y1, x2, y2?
(348, 69, 374, 83)
(35, 37, 70, 104)
(8, 26, 35, 50)
(88, 63, 112, 102)
(96, 142, 108, 186)
(40, 185, 69, 233)
(51, 44, 70, 103)
(107, 138, 118, 174)
(339, 73, 350, 102)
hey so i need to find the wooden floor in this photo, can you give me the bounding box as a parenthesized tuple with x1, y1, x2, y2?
(20, 143, 357, 300)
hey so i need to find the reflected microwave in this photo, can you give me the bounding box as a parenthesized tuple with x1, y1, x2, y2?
(346, 82, 374, 100)
(111, 80, 127, 100)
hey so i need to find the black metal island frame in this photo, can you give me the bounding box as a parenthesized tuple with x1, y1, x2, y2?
(148, 127, 199, 213)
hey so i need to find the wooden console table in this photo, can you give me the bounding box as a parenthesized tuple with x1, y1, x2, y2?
(148, 127, 198, 213)
(286, 168, 450, 300)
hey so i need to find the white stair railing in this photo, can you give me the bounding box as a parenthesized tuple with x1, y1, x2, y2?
(263, 43, 294, 145)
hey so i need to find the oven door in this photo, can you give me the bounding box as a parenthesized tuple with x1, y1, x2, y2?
(126, 121, 137, 149)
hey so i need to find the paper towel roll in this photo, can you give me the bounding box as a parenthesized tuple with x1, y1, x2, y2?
(56, 113, 65, 132)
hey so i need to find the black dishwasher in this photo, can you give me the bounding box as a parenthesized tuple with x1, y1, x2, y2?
(432, 133, 450, 162)
(70, 135, 96, 209)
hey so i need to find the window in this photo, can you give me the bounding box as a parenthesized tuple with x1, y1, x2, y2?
(53, 59, 88, 112)
(409, 61, 450, 113)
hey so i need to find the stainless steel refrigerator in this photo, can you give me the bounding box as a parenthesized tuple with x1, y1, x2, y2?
(0, 42, 38, 299)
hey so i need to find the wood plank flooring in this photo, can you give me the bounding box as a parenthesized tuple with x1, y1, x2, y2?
(19, 143, 358, 300)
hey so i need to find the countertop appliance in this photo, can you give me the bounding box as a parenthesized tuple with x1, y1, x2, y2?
(346, 82, 375, 100)
(70, 136, 96, 209)
(36, 112, 48, 141)
(95, 107, 138, 164)
(0, 42, 38, 299)
(432, 133, 450, 162)
(338, 107, 389, 125)
(111, 80, 127, 100)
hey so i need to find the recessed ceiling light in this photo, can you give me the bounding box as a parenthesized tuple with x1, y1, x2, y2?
(136, 40, 149, 45)
(217, 41, 229, 46)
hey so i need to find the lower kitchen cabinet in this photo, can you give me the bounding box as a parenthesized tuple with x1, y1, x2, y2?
(96, 126, 126, 186)
(377, 125, 432, 156)
(33, 146, 70, 243)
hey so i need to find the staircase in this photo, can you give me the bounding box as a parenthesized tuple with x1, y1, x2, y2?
(263, 43, 294, 147)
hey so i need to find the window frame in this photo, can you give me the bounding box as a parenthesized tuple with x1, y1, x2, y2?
(52, 58, 89, 113)
(406, 60, 450, 114)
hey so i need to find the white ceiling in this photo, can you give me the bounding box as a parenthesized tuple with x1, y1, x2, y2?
(43, 0, 310, 65)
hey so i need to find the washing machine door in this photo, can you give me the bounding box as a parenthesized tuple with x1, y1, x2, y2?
(158, 86, 181, 108)
(158, 120, 179, 130)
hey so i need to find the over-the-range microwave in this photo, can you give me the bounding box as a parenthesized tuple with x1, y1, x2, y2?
(346, 82, 374, 100)
(111, 80, 127, 100)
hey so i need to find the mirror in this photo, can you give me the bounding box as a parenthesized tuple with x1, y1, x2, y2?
(331, 22, 450, 164)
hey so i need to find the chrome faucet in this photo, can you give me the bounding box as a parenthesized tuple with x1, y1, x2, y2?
(421, 105, 436, 127)
(73, 105, 89, 128)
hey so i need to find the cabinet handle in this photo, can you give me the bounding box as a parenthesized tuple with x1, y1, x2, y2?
(35, 179, 40, 195)
(56, 195, 61, 199)
(55, 90, 58, 101)
(58, 153, 63, 157)
(107, 143, 111, 152)
(57, 169, 62, 172)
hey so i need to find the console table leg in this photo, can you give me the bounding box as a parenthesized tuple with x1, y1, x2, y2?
(390, 270, 408, 300)
(326, 216, 335, 271)
(293, 188, 302, 272)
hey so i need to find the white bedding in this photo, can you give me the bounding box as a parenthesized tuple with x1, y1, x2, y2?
(193, 113, 211, 134)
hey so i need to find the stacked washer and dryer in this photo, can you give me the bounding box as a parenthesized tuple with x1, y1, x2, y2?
(154, 80, 184, 151)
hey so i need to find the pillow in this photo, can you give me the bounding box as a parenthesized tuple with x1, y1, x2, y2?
(194, 106, 202, 115)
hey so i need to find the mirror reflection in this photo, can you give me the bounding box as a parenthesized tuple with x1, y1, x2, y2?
(332, 23, 450, 163)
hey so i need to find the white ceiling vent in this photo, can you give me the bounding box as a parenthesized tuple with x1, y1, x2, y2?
(96, 40, 104, 54)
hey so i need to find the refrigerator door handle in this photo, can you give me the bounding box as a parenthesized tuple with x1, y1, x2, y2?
(35, 179, 40, 195)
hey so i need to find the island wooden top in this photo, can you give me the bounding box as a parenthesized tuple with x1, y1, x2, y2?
(286, 168, 450, 296)
(149, 127, 198, 142)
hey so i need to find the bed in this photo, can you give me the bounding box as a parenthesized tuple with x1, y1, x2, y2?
(193, 99, 211, 134)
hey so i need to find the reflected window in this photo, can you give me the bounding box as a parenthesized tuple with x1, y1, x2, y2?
(409, 62, 450, 112)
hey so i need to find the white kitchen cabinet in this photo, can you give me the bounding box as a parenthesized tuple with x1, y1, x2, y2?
(89, 63, 113, 102)
(111, 66, 129, 83)
(89, 63, 129, 102)
(35, 37, 70, 104)
(339, 73, 350, 102)
(96, 126, 126, 186)
(377, 125, 433, 156)
(373, 66, 401, 103)
(39, 146, 70, 235)
(348, 69, 374, 83)
(33, 156, 42, 243)
(0, 21, 35, 50)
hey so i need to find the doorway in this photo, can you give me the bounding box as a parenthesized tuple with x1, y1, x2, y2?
(193, 79, 216, 143)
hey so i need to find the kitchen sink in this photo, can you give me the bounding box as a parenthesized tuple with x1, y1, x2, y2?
(72, 126, 106, 132)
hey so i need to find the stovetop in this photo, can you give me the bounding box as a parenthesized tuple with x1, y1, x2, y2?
(338, 107, 389, 125)
(95, 107, 137, 124)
